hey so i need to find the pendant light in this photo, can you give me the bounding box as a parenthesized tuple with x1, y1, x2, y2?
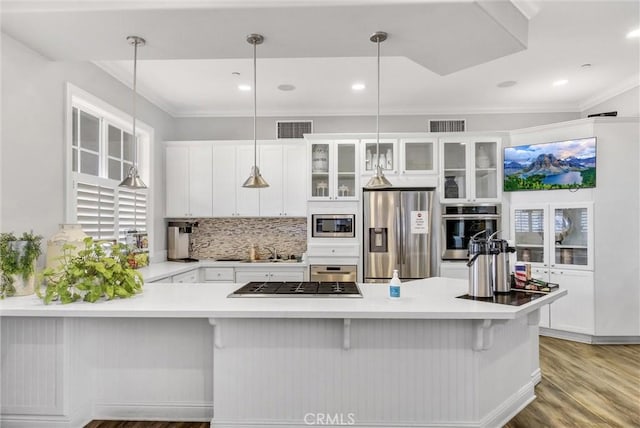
(364, 31, 392, 189)
(242, 33, 269, 188)
(119, 35, 147, 189)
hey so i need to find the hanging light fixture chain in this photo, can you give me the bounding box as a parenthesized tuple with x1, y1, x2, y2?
(376, 35, 380, 163)
(132, 37, 139, 168)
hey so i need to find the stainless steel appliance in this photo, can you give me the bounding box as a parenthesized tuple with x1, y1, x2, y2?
(311, 214, 356, 238)
(227, 281, 362, 298)
(489, 232, 515, 293)
(441, 204, 500, 261)
(467, 231, 493, 297)
(167, 221, 198, 262)
(363, 188, 435, 283)
(310, 265, 357, 282)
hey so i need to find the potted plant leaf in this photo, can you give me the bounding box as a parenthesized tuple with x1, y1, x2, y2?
(39, 237, 143, 304)
(0, 231, 43, 298)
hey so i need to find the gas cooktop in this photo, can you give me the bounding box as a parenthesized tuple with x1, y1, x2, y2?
(228, 281, 362, 298)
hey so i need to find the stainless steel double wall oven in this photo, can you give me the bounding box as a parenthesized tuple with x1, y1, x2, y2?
(441, 204, 500, 261)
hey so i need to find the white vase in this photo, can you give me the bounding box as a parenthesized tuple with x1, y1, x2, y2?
(12, 262, 36, 296)
(46, 224, 88, 271)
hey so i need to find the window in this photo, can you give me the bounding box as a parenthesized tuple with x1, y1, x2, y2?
(66, 84, 152, 245)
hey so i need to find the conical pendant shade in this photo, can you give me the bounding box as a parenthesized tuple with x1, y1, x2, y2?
(242, 166, 269, 188)
(120, 165, 147, 189)
(365, 165, 392, 188)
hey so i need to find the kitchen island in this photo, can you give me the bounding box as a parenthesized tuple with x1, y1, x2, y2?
(0, 278, 565, 428)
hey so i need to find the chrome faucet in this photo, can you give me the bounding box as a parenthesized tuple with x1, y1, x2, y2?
(265, 246, 279, 260)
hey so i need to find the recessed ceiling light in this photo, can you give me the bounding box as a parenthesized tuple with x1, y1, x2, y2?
(497, 80, 517, 88)
(553, 79, 568, 87)
(277, 84, 296, 91)
(238, 84, 251, 91)
(627, 28, 640, 38)
(352, 83, 366, 91)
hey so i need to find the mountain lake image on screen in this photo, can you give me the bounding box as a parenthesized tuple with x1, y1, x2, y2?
(503, 137, 596, 191)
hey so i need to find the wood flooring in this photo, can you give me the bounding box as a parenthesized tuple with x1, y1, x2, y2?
(85, 336, 640, 428)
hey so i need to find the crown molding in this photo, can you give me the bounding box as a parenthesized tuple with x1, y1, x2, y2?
(579, 74, 640, 112)
(92, 61, 179, 117)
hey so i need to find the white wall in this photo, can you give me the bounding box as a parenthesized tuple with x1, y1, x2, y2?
(0, 32, 175, 257)
(582, 86, 640, 118)
(169, 112, 579, 141)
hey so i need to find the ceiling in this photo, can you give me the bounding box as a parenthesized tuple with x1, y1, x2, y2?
(2, 0, 639, 117)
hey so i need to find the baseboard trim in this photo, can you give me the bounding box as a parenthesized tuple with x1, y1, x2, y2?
(531, 367, 542, 385)
(0, 415, 92, 428)
(540, 328, 640, 345)
(210, 381, 535, 428)
(93, 401, 212, 421)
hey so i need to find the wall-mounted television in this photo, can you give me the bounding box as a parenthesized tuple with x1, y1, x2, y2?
(503, 137, 596, 191)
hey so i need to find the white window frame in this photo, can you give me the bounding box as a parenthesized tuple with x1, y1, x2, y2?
(64, 83, 154, 250)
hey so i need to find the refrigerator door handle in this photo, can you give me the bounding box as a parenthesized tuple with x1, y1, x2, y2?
(395, 206, 403, 266)
(399, 206, 406, 266)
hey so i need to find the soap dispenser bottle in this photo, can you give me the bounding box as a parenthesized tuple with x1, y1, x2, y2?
(389, 269, 401, 299)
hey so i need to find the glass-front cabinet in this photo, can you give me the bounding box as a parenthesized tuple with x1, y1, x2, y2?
(510, 203, 593, 270)
(361, 139, 397, 174)
(399, 138, 437, 175)
(439, 138, 501, 203)
(309, 139, 358, 200)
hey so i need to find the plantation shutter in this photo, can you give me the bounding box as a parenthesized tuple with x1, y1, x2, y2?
(117, 188, 148, 241)
(76, 181, 116, 240)
(514, 209, 544, 233)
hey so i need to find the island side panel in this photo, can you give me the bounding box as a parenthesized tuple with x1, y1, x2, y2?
(212, 317, 535, 427)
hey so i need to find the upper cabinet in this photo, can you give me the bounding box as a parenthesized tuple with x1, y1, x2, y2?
(211, 142, 260, 217)
(510, 202, 594, 270)
(360, 138, 437, 177)
(308, 139, 359, 201)
(165, 143, 213, 217)
(259, 141, 307, 217)
(439, 138, 501, 203)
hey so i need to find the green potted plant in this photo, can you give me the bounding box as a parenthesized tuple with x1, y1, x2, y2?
(39, 237, 143, 304)
(0, 231, 43, 298)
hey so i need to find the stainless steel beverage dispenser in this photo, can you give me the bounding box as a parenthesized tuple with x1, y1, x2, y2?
(467, 230, 493, 297)
(489, 231, 516, 294)
(167, 221, 198, 261)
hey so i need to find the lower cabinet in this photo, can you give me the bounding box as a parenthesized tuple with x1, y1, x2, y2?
(171, 269, 200, 283)
(531, 267, 594, 335)
(203, 267, 234, 282)
(235, 268, 304, 283)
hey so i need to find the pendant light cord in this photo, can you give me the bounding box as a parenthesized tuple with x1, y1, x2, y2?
(375, 37, 380, 167)
(253, 40, 257, 168)
(132, 38, 139, 169)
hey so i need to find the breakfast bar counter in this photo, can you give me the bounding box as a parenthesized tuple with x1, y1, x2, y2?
(0, 278, 566, 428)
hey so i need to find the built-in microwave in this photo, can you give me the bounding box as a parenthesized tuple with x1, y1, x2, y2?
(312, 214, 356, 238)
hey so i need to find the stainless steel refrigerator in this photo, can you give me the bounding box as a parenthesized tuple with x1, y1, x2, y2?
(363, 188, 435, 283)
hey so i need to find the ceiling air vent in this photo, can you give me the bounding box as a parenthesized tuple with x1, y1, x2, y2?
(277, 121, 313, 139)
(429, 119, 466, 133)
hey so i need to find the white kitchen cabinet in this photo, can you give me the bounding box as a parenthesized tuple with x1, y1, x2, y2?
(511, 203, 594, 270)
(361, 138, 398, 175)
(259, 141, 307, 216)
(530, 267, 594, 334)
(165, 143, 213, 217)
(235, 268, 304, 283)
(307, 139, 359, 201)
(399, 138, 437, 175)
(171, 269, 200, 283)
(203, 267, 234, 282)
(512, 202, 594, 335)
(439, 138, 501, 203)
(212, 142, 260, 217)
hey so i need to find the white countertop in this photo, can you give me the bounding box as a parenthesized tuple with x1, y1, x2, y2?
(138, 260, 307, 282)
(0, 277, 566, 320)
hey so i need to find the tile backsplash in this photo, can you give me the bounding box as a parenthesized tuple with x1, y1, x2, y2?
(190, 217, 307, 260)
